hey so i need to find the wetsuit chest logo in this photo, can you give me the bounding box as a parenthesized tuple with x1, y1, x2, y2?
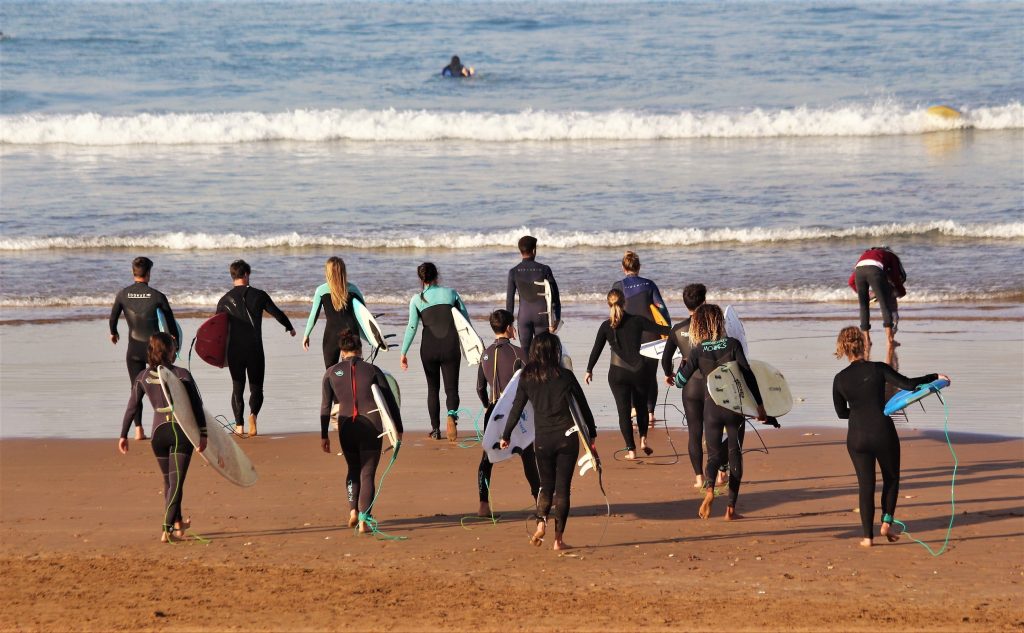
(335, 370, 344, 376)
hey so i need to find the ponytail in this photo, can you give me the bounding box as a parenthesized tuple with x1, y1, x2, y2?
(607, 288, 625, 329)
(417, 262, 439, 302)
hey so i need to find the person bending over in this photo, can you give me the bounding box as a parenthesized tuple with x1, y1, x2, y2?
(848, 246, 906, 363)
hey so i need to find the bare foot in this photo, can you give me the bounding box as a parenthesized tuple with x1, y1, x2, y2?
(357, 521, 371, 534)
(553, 538, 572, 551)
(160, 529, 183, 543)
(134, 427, 147, 441)
(348, 510, 358, 528)
(724, 506, 743, 521)
(624, 450, 636, 460)
(698, 489, 714, 520)
(174, 518, 191, 532)
(234, 425, 245, 437)
(640, 437, 653, 456)
(248, 414, 258, 437)
(693, 475, 704, 489)
(716, 470, 728, 486)
(881, 522, 900, 543)
(530, 520, 546, 547)
(648, 412, 656, 428)
(860, 537, 874, 548)
(477, 502, 491, 518)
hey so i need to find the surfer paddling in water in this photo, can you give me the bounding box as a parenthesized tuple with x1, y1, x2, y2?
(399, 262, 469, 442)
(119, 332, 207, 542)
(501, 333, 597, 551)
(832, 326, 948, 547)
(302, 257, 366, 368)
(673, 304, 767, 520)
(585, 288, 670, 460)
(321, 329, 403, 533)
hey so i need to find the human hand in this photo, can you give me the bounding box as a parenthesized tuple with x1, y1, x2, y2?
(755, 405, 767, 422)
(498, 439, 509, 450)
(110, 334, 119, 345)
(321, 438, 330, 453)
(288, 329, 296, 338)
(198, 436, 208, 453)
(584, 372, 592, 385)
(302, 336, 310, 351)
(938, 374, 951, 385)
(117, 438, 128, 454)
(400, 355, 409, 371)
(664, 375, 674, 386)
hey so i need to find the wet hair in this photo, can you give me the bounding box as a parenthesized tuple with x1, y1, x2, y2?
(489, 309, 514, 334)
(451, 55, 461, 65)
(607, 288, 625, 329)
(523, 332, 562, 384)
(417, 262, 439, 301)
(229, 259, 251, 280)
(683, 283, 707, 312)
(325, 256, 349, 311)
(518, 235, 538, 255)
(338, 328, 362, 353)
(132, 256, 153, 278)
(835, 325, 866, 360)
(688, 304, 725, 345)
(147, 332, 176, 369)
(622, 250, 640, 274)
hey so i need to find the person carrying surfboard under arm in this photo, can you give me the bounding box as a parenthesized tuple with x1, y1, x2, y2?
(585, 288, 670, 460)
(832, 326, 949, 548)
(475, 309, 540, 517)
(673, 304, 767, 521)
(320, 329, 403, 533)
(500, 332, 596, 551)
(302, 256, 366, 368)
(109, 256, 179, 441)
(399, 262, 468, 442)
(848, 246, 906, 364)
(612, 250, 670, 428)
(118, 332, 207, 542)
(216, 260, 295, 437)
(506, 235, 561, 355)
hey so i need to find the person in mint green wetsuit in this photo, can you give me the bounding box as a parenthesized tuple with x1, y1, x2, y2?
(399, 262, 469, 442)
(301, 257, 365, 368)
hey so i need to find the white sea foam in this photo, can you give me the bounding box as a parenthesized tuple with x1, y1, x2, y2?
(1, 102, 1020, 145)
(2, 221, 1020, 252)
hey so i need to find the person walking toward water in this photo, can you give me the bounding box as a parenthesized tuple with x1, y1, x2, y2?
(673, 304, 766, 520)
(585, 288, 670, 460)
(506, 235, 561, 354)
(832, 325, 948, 548)
(320, 329, 403, 533)
(399, 262, 469, 442)
(848, 246, 906, 362)
(216, 260, 295, 437)
(302, 257, 366, 368)
(500, 333, 596, 551)
(109, 256, 179, 441)
(118, 332, 207, 542)
(475, 309, 540, 517)
(612, 251, 670, 426)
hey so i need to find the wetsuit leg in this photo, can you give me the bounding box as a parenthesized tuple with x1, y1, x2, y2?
(848, 444, 877, 538)
(608, 367, 636, 451)
(421, 355, 442, 432)
(478, 452, 494, 503)
(339, 417, 382, 514)
(631, 369, 650, 438)
(642, 358, 660, 414)
(247, 349, 266, 417)
(723, 415, 744, 507)
(877, 426, 901, 524)
(519, 320, 537, 356)
(227, 349, 248, 424)
(439, 353, 460, 417)
(519, 443, 541, 500)
(534, 428, 578, 533)
(126, 350, 147, 428)
(321, 335, 341, 369)
(682, 392, 705, 476)
(152, 423, 194, 530)
(703, 399, 727, 487)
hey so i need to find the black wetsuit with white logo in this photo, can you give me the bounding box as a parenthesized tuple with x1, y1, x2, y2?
(506, 258, 561, 354)
(110, 282, 178, 429)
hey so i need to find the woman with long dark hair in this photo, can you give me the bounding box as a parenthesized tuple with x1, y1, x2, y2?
(500, 332, 597, 551)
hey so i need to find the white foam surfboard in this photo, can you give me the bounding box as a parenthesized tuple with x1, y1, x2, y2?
(483, 368, 534, 464)
(566, 395, 599, 477)
(640, 339, 681, 361)
(723, 305, 749, 358)
(352, 297, 389, 352)
(706, 359, 792, 418)
(370, 384, 400, 450)
(534, 279, 560, 332)
(153, 367, 258, 487)
(451, 308, 485, 365)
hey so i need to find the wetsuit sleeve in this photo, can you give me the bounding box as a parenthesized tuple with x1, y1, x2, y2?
(586, 323, 609, 373)
(453, 290, 469, 320)
(400, 296, 421, 355)
(640, 317, 672, 338)
(545, 266, 561, 323)
(374, 370, 403, 433)
(734, 344, 764, 407)
(303, 284, 328, 339)
(881, 365, 938, 392)
(160, 295, 179, 346)
(676, 346, 700, 385)
(120, 372, 146, 438)
(661, 330, 679, 377)
(320, 372, 334, 439)
(109, 293, 124, 336)
(506, 267, 517, 314)
(476, 364, 489, 408)
(181, 372, 207, 435)
(262, 292, 294, 332)
(832, 374, 850, 419)
(569, 372, 597, 438)
(651, 282, 669, 323)
(216, 293, 229, 314)
(501, 380, 529, 442)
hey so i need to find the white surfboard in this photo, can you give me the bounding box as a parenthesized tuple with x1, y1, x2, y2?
(153, 367, 258, 487)
(566, 395, 599, 477)
(534, 279, 560, 332)
(156, 307, 184, 359)
(640, 339, 682, 361)
(451, 308, 485, 365)
(706, 359, 792, 418)
(352, 297, 389, 353)
(370, 384, 400, 450)
(483, 369, 533, 464)
(723, 305, 749, 358)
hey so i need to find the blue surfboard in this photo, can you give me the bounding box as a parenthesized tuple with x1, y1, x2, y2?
(156, 307, 184, 359)
(884, 378, 950, 416)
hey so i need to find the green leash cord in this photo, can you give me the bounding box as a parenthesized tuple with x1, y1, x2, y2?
(453, 406, 485, 449)
(460, 477, 500, 528)
(892, 391, 957, 556)
(356, 441, 407, 541)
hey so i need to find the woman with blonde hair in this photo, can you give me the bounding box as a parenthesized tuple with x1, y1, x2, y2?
(585, 288, 670, 459)
(673, 304, 766, 520)
(303, 257, 366, 368)
(832, 325, 948, 547)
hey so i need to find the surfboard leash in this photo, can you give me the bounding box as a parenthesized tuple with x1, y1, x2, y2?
(453, 406, 485, 449)
(356, 441, 407, 541)
(460, 477, 501, 529)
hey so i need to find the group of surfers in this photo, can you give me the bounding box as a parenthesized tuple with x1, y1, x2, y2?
(112, 237, 946, 550)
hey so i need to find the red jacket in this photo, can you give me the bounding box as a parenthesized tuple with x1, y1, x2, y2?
(848, 248, 907, 298)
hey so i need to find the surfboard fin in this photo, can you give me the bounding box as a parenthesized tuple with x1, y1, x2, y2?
(578, 454, 595, 476)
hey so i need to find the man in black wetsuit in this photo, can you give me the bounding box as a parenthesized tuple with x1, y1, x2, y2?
(216, 260, 295, 437)
(441, 55, 474, 77)
(109, 256, 178, 441)
(506, 235, 561, 355)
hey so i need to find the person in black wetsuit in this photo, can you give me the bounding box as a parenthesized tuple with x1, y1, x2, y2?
(302, 256, 366, 368)
(109, 256, 179, 441)
(832, 325, 947, 547)
(674, 304, 767, 520)
(216, 260, 295, 437)
(506, 235, 561, 355)
(320, 329, 403, 534)
(612, 250, 670, 426)
(475, 309, 540, 517)
(441, 55, 474, 77)
(500, 333, 596, 551)
(585, 288, 670, 460)
(119, 333, 207, 542)
(399, 262, 469, 441)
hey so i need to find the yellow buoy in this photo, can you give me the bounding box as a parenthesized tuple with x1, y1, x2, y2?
(927, 105, 962, 119)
